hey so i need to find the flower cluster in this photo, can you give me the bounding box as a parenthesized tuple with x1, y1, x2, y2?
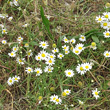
(50, 95, 62, 104)
(76, 62, 92, 75)
(7, 75, 20, 86)
(96, 12, 110, 38)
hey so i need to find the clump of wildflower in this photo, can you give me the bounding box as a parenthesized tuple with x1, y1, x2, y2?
(7, 75, 20, 86)
(17, 36, 23, 43)
(70, 38, 76, 44)
(76, 62, 92, 75)
(26, 49, 33, 57)
(8, 16, 13, 21)
(50, 95, 62, 104)
(63, 36, 69, 43)
(62, 89, 71, 97)
(57, 53, 64, 59)
(92, 88, 100, 100)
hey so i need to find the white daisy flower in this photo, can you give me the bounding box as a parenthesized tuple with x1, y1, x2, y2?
(12, 75, 20, 82)
(95, 15, 105, 23)
(76, 64, 86, 75)
(101, 21, 109, 30)
(12, 46, 18, 52)
(24, 43, 29, 47)
(8, 16, 13, 21)
(65, 69, 74, 77)
(35, 54, 42, 61)
(50, 94, 58, 103)
(45, 58, 55, 66)
(55, 98, 62, 105)
(70, 38, 76, 44)
(1, 40, 7, 45)
(62, 45, 69, 51)
(75, 43, 85, 51)
(64, 50, 70, 54)
(2, 29, 7, 34)
(7, 77, 14, 86)
(103, 31, 110, 38)
(17, 36, 23, 43)
(9, 1, 13, 6)
(103, 12, 110, 20)
(64, 89, 71, 95)
(39, 41, 49, 49)
(25, 67, 33, 74)
(44, 66, 54, 73)
(26, 50, 33, 57)
(83, 62, 92, 71)
(47, 53, 56, 60)
(34, 68, 42, 76)
(57, 53, 64, 59)
(16, 57, 25, 65)
(52, 48, 59, 53)
(39, 50, 48, 60)
(63, 36, 69, 43)
(104, 51, 110, 57)
(92, 88, 100, 100)
(8, 51, 16, 57)
(79, 35, 86, 42)
(73, 48, 82, 55)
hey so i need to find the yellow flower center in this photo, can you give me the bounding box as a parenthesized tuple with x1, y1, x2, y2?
(98, 18, 102, 21)
(48, 69, 51, 71)
(19, 59, 22, 62)
(15, 78, 18, 80)
(49, 60, 52, 63)
(50, 56, 53, 58)
(72, 40, 74, 42)
(80, 67, 84, 71)
(106, 53, 109, 56)
(95, 92, 98, 95)
(53, 97, 56, 100)
(106, 33, 109, 36)
(41, 53, 45, 57)
(65, 51, 68, 53)
(14, 48, 17, 50)
(28, 69, 31, 72)
(103, 23, 107, 26)
(3, 41, 6, 43)
(3, 30, 6, 33)
(42, 43, 46, 46)
(68, 72, 71, 75)
(56, 99, 59, 102)
(65, 39, 68, 41)
(85, 65, 89, 69)
(25, 43, 29, 46)
(64, 47, 67, 49)
(78, 47, 82, 50)
(11, 53, 14, 56)
(105, 15, 108, 18)
(38, 57, 40, 59)
(62, 92, 66, 96)
(54, 50, 57, 52)
(91, 42, 96, 47)
(37, 71, 40, 74)
(28, 52, 31, 55)
(66, 91, 69, 93)
(60, 55, 62, 57)
(9, 80, 12, 83)
(75, 50, 79, 53)
(81, 36, 84, 39)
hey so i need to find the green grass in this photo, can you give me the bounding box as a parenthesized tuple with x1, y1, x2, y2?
(0, 0, 110, 110)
